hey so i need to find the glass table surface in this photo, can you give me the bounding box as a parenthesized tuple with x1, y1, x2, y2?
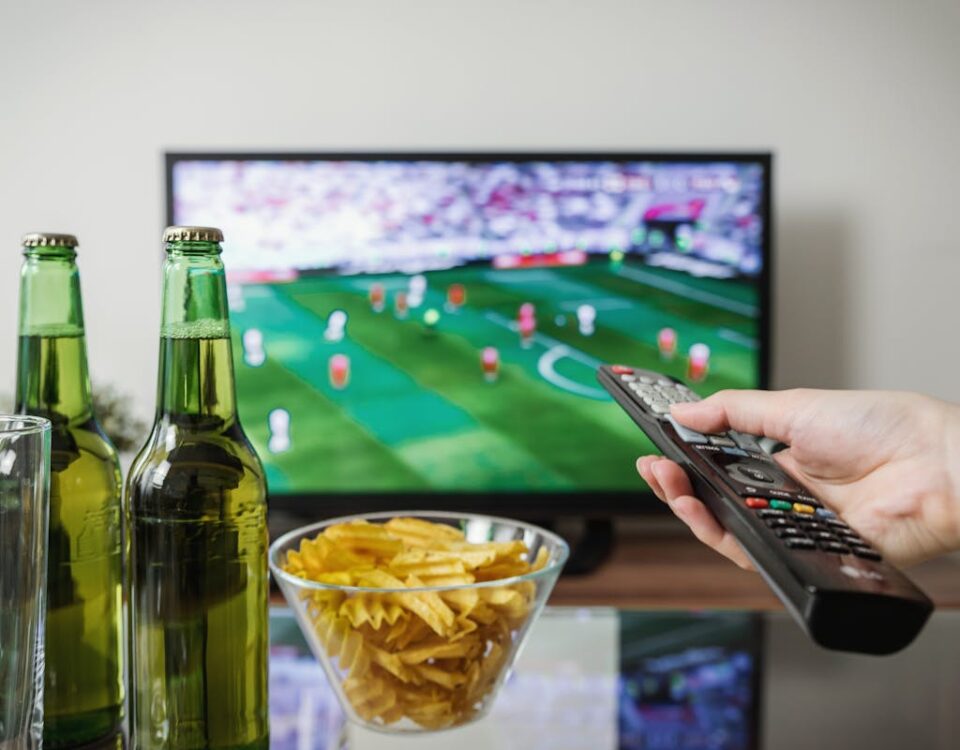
(269, 605, 960, 750)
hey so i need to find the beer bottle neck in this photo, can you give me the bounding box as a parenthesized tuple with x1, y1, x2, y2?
(157, 241, 238, 425)
(16, 248, 94, 420)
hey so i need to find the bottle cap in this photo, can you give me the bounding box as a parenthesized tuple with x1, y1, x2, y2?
(163, 226, 224, 243)
(21, 232, 79, 248)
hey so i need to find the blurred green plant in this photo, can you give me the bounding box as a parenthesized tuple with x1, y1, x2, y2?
(0, 384, 148, 453)
(91, 384, 149, 453)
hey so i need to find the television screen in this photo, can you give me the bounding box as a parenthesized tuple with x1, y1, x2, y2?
(619, 611, 761, 750)
(167, 154, 770, 512)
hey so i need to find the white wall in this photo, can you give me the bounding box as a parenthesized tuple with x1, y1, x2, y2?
(1, 0, 959, 420)
(765, 611, 960, 749)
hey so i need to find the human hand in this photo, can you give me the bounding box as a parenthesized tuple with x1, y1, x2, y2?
(636, 389, 960, 569)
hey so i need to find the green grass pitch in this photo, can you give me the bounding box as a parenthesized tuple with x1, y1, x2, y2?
(230, 259, 760, 494)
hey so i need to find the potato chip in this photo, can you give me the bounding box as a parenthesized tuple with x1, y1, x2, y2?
(396, 636, 479, 665)
(340, 595, 406, 630)
(384, 516, 465, 546)
(281, 516, 554, 730)
(324, 521, 404, 560)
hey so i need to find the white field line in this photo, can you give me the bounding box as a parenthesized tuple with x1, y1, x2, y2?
(537, 346, 610, 400)
(615, 266, 758, 317)
(483, 311, 609, 400)
(718, 328, 759, 349)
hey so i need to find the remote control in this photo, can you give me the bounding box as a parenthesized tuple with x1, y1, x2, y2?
(598, 364, 933, 655)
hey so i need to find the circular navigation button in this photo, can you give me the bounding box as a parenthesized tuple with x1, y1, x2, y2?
(741, 466, 774, 483)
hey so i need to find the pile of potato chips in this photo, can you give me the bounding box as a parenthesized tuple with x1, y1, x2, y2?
(282, 517, 550, 730)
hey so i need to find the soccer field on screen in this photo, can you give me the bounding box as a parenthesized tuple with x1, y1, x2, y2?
(230, 258, 760, 494)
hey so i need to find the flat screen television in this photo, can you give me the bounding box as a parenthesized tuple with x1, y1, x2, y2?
(165, 152, 772, 517)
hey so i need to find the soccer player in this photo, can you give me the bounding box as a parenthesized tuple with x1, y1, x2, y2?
(267, 408, 291, 453)
(329, 353, 351, 389)
(242, 328, 266, 367)
(481, 347, 500, 382)
(576, 304, 596, 336)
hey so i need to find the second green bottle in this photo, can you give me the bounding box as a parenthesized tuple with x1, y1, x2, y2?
(126, 226, 270, 750)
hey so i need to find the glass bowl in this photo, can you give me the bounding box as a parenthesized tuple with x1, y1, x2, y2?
(269, 511, 569, 734)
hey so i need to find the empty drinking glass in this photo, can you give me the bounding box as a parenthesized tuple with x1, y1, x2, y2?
(0, 416, 51, 750)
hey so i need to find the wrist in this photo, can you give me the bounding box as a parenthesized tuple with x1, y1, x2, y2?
(943, 400, 960, 548)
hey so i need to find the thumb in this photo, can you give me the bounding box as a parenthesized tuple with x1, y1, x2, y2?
(670, 389, 809, 444)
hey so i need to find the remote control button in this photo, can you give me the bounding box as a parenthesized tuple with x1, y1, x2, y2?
(769, 500, 793, 511)
(852, 547, 882, 561)
(666, 416, 708, 443)
(815, 508, 837, 519)
(775, 527, 804, 538)
(786, 538, 816, 550)
(639, 375, 654, 384)
(611, 365, 634, 375)
(722, 447, 749, 457)
(793, 503, 815, 515)
(840, 535, 863, 547)
(825, 519, 852, 531)
(708, 435, 737, 447)
(650, 403, 670, 414)
(745, 497, 768, 509)
(729, 431, 762, 452)
(657, 378, 673, 386)
(819, 542, 851, 554)
(810, 530, 838, 541)
(797, 494, 820, 506)
(741, 466, 775, 484)
(758, 509, 787, 519)
(620, 374, 636, 383)
(766, 518, 796, 529)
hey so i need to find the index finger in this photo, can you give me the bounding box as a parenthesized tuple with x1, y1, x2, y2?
(670, 388, 816, 444)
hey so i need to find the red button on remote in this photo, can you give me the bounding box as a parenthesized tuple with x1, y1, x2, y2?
(611, 365, 634, 375)
(745, 497, 769, 509)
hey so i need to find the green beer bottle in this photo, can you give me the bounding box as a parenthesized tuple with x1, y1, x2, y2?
(15, 232, 125, 747)
(127, 226, 269, 750)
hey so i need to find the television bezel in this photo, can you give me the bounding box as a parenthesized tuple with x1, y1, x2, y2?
(164, 151, 774, 517)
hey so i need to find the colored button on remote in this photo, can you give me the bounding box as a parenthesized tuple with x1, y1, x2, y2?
(745, 497, 768, 509)
(793, 503, 815, 514)
(611, 365, 634, 375)
(769, 500, 792, 511)
(815, 508, 837, 519)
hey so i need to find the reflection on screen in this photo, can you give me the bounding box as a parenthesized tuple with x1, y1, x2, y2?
(619, 612, 759, 750)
